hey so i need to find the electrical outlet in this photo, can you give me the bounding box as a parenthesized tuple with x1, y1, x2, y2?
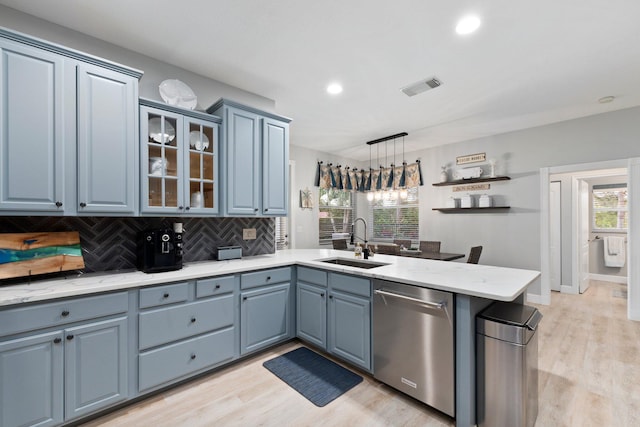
(243, 228, 257, 240)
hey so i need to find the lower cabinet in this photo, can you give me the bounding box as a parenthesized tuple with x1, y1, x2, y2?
(240, 268, 292, 355)
(0, 331, 63, 427)
(296, 267, 372, 371)
(137, 278, 238, 393)
(0, 309, 128, 427)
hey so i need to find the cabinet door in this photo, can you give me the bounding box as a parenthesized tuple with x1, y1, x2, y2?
(262, 117, 289, 216)
(328, 290, 371, 370)
(0, 40, 67, 213)
(64, 317, 128, 420)
(184, 116, 219, 214)
(140, 106, 184, 214)
(77, 64, 138, 214)
(0, 331, 64, 427)
(296, 282, 326, 349)
(225, 106, 260, 215)
(240, 282, 290, 355)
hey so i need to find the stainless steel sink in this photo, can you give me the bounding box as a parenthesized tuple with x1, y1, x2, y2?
(316, 257, 389, 269)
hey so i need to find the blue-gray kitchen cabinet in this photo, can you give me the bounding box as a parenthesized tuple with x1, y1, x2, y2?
(0, 331, 64, 427)
(207, 99, 291, 217)
(240, 268, 292, 354)
(296, 267, 328, 349)
(64, 317, 129, 420)
(0, 29, 142, 216)
(0, 291, 129, 426)
(139, 99, 221, 216)
(327, 272, 372, 371)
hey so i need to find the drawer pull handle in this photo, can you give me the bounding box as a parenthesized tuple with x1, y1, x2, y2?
(190, 317, 196, 323)
(215, 284, 221, 289)
(266, 276, 271, 281)
(53, 338, 62, 344)
(66, 334, 74, 341)
(163, 293, 170, 298)
(61, 310, 70, 317)
(190, 354, 196, 360)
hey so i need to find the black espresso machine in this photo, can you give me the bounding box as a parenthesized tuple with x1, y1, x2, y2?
(137, 228, 183, 273)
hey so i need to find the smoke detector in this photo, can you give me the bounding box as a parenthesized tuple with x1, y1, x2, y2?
(401, 77, 442, 97)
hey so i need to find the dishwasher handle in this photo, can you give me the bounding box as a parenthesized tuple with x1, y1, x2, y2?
(374, 289, 447, 310)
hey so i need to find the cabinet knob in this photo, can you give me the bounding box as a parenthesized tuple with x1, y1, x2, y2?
(163, 293, 169, 298)
(53, 337, 62, 344)
(79, 202, 86, 208)
(329, 295, 333, 300)
(254, 208, 259, 212)
(66, 334, 74, 341)
(190, 354, 196, 360)
(190, 317, 196, 323)
(55, 201, 62, 207)
(185, 206, 190, 211)
(243, 296, 248, 301)
(215, 284, 220, 289)
(179, 206, 184, 210)
(264, 208, 269, 212)
(320, 293, 325, 297)
(61, 310, 70, 317)
(266, 276, 271, 281)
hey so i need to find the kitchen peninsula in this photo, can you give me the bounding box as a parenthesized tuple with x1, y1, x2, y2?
(0, 250, 539, 427)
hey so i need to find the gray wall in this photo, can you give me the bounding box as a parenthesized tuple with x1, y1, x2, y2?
(0, 5, 275, 113)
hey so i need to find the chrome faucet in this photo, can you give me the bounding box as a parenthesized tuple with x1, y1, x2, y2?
(350, 217, 370, 259)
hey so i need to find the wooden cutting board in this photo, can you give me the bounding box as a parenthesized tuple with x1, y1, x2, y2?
(0, 232, 85, 280)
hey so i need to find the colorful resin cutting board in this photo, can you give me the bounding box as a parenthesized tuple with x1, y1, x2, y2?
(0, 232, 85, 279)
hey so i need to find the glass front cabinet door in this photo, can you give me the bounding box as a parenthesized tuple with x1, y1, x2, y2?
(140, 100, 220, 215)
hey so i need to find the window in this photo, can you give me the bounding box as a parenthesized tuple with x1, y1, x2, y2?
(368, 187, 419, 241)
(275, 217, 288, 250)
(318, 188, 356, 246)
(592, 184, 627, 231)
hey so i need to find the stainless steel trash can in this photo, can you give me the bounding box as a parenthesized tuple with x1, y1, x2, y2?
(476, 302, 543, 427)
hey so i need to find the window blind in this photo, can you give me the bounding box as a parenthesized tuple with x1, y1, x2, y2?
(592, 185, 627, 230)
(275, 217, 289, 250)
(318, 189, 356, 246)
(368, 187, 419, 242)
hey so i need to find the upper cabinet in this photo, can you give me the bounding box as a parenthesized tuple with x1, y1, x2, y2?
(0, 28, 142, 216)
(207, 99, 291, 217)
(140, 98, 221, 216)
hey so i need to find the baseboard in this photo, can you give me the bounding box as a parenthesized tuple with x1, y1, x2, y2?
(526, 293, 550, 305)
(589, 273, 628, 284)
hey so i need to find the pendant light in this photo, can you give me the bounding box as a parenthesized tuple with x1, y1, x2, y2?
(366, 144, 374, 201)
(399, 134, 409, 199)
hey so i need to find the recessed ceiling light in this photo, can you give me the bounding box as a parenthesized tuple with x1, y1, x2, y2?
(456, 15, 481, 35)
(326, 83, 343, 95)
(598, 96, 615, 104)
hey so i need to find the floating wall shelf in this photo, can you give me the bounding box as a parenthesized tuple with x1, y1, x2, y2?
(432, 176, 511, 187)
(432, 207, 511, 213)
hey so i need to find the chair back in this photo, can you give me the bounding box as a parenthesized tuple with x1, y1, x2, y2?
(393, 239, 412, 249)
(375, 244, 400, 255)
(332, 239, 348, 250)
(419, 241, 441, 253)
(467, 246, 483, 264)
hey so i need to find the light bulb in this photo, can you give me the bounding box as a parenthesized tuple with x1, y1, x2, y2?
(383, 191, 390, 201)
(390, 190, 398, 200)
(374, 191, 382, 201)
(366, 192, 374, 201)
(400, 188, 408, 199)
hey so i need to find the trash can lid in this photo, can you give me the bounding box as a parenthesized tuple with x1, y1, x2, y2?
(479, 302, 538, 327)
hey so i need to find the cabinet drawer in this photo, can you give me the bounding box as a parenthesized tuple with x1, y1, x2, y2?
(297, 267, 327, 287)
(196, 276, 236, 298)
(0, 292, 128, 337)
(138, 327, 235, 392)
(139, 282, 189, 309)
(241, 267, 291, 290)
(328, 273, 371, 297)
(139, 295, 234, 350)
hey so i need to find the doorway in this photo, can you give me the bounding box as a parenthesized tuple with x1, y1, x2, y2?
(540, 158, 640, 320)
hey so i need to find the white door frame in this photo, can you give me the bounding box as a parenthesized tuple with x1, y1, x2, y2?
(540, 158, 639, 320)
(549, 181, 562, 292)
(575, 178, 590, 294)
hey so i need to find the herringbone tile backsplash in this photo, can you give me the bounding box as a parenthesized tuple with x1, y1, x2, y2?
(0, 217, 275, 274)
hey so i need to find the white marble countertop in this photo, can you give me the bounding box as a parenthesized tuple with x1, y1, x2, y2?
(0, 249, 540, 307)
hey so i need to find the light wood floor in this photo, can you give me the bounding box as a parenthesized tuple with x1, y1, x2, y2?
(81, 280, 640, 427)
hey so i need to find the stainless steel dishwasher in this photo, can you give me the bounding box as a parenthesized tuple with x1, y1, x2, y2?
(373, 279, 455, 417)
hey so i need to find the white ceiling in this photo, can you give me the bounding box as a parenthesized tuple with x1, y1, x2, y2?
(2, 0, 640, 161)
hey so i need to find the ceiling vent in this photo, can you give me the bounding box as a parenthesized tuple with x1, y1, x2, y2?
(401, 77, 442, 97)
